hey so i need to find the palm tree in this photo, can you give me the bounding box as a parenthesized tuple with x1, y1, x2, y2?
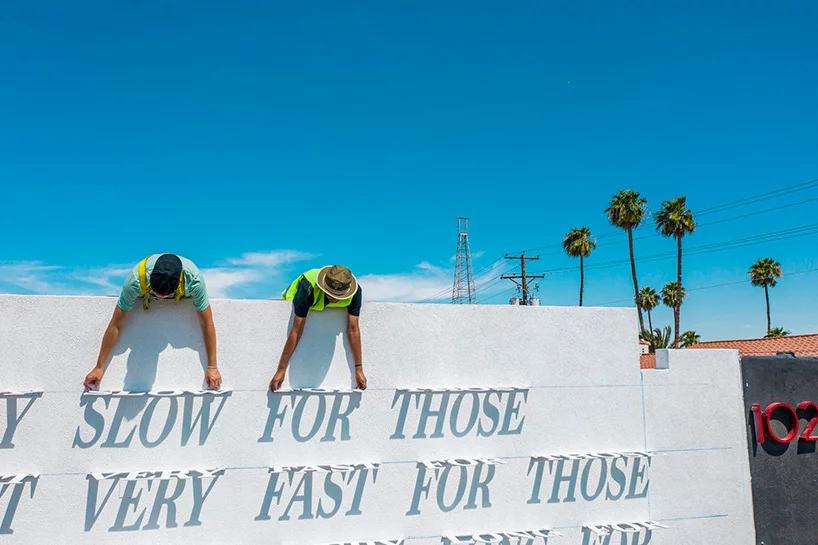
(562, 227, 596, 306)
(680, 330, 700, 348)
(655, 196, 696, 347)
(765, 327, 789, 338)
(749, 258, 783, 335)
(661, 281, 686, 346)
(606, 189, 648, 330)
(639, 286, 658, 333)
(640, 326, 672, 352)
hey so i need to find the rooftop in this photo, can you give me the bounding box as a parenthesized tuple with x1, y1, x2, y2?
(640, 333, 818, 369)
(688, 333, 818, 357)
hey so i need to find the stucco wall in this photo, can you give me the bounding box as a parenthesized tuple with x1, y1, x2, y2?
(0, 295, 754, 544)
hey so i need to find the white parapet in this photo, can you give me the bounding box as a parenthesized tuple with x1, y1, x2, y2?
(0, 295, 754, 544)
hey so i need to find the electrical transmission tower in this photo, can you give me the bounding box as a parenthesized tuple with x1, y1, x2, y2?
(501, 252, 544, 305)
(452, 217, 477, 304)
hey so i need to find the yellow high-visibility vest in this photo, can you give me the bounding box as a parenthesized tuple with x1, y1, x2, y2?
(282, 268, 353, 311)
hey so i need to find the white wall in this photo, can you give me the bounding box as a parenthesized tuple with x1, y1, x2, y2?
(0, 295, 754, 544)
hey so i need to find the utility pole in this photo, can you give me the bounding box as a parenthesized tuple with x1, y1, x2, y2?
(501, 252, 544, 305)
(451, 217, 477, 304)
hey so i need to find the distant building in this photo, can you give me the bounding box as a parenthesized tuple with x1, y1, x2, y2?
(688, 333, 818, 357)
(639, 338, 650, 355)
(640, 333, 818, 369)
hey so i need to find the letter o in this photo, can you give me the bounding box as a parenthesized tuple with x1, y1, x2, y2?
(436, 466, 467, 512)
(450, 392, 480, 438)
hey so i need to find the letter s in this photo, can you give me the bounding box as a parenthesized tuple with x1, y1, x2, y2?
(73, 397, 107, 449)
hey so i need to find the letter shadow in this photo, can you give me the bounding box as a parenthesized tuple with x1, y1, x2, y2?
(258, 390, 362, 443)
(0, 393, 42, 449)
(443, 537, 552, 545)
(797, 404, 817, 455)
(0, 476, 38, 535)
(74, 392, 231, 449)
(90, 303, 208, 423)
(390, 388, 529, 440)
(581, 528, 653, 545)
(751, 408, 793, 457)
(84, 474, 221, 532)
(285, 309, 357, 389)
(526, 456, 650, 506)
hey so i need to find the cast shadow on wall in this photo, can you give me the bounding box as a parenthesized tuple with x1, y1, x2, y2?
(0, 392, 42, 449)
(0, 475, 39, 535)
(83, 472, 222, 532)
(258, 390, 362, 443)
(749, 405, 818, 457)
(73, 303, 229, 449)
(284, 309, 357, 389)
(112, 302, 209, 392)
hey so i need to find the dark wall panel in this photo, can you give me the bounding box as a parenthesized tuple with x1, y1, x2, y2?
(742, 355, 818, 545)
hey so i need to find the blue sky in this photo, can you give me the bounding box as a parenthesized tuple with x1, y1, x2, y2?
(1, 1, 817, 340)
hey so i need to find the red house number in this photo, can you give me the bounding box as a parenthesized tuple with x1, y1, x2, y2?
(751, 402, 818, 444)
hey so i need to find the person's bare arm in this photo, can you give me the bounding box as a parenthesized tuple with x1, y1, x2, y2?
(83, 306, 129, 390)
(270, 316, 306, 391)
(197, 306, 222, 389)
(347, 314, 366, 390)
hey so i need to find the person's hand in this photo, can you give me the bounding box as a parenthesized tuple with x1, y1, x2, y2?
(270, 368, 287, 392)
(83, 368, 104, 391)
(205, 367, 222, 390)
(355, 367, 368, 390)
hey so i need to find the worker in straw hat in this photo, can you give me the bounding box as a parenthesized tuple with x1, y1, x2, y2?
(271, 265, 366, 391)
(83, 253, 222, 391)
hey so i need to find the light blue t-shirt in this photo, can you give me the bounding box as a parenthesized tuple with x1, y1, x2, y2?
(117, 254, 210, 312)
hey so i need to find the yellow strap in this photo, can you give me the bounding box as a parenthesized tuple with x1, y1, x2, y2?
(138, 255, 185, 309)
(175, 273, 185, 303)
(137, 256, 151, 310)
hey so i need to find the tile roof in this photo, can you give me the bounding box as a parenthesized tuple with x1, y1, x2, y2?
(640, 353, 657, 369)
(688, 333, 818, 357)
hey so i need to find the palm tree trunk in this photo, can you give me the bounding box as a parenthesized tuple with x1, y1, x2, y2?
(765, 284, 771, 334)
(677, 234, 683, 285)
(579, 254, 584, 306)
(674, 307, 681, 349)
(628, 227, 644, 331)
(647, 309, 653, 334)
(674, 234, 682, 348)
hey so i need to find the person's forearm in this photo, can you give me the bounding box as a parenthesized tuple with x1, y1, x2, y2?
(277, 329, 302, 370)
(348, 328, 363, 367)
(95, 323, 121, 370)
(202, 320, 218, 369)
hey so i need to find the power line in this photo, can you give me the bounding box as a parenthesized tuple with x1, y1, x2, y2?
(539, 222, 818, 275)
(597, 266, 818, 306)
(416, 255, 518, 303)
(695, 178, 818, 216)
(521, 177, 818, 254)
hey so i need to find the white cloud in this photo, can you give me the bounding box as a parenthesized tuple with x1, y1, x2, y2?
(72, 265, 132, 294)
(0, 249, 316, 300)
(359, 258, 509, 303)
(206, 249, 316, 298)
(199, 267, 265, 298)
(0, 251, 509, 304)
(226, 250, 316, 267)
(359, 266, 452, 302)
(0, 262, 63, 294)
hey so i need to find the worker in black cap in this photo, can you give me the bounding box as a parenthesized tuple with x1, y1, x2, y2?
(83, 254, 222, 390)
(271, 265, 366, 391)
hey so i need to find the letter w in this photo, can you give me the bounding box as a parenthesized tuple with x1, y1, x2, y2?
(181, 396, 229, 446)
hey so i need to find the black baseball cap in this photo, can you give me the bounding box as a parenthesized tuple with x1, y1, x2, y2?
(150, 254, 183, 296)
